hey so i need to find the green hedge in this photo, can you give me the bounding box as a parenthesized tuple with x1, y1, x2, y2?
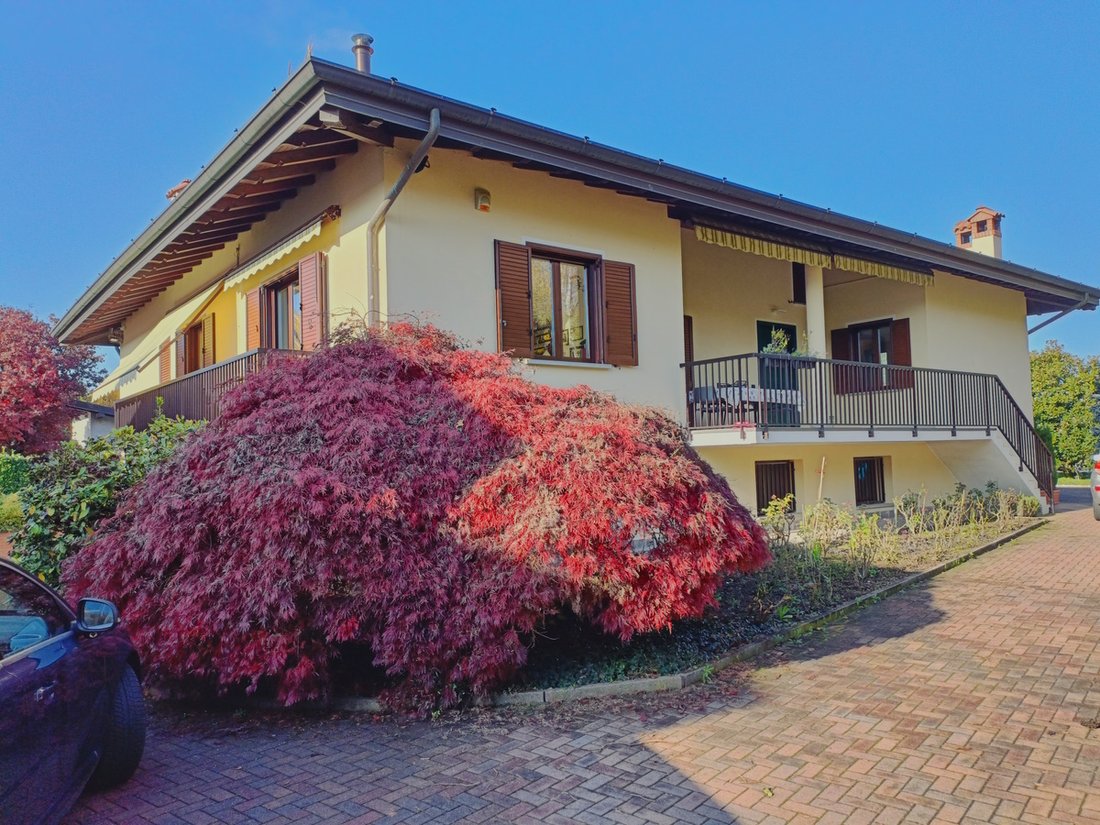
(0, 452, 30, 495)
(11, 414, 202, 586)
(0, 494, 22, 532)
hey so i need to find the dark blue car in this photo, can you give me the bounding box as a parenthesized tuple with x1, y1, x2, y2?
(0, 559, 145, 825)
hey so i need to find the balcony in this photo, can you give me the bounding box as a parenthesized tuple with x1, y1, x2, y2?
(115, 348, 308, 431)
(683, 352, 1055, 499)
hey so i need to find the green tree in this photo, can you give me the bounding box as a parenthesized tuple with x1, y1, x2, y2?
(1030, 341, 1100, 476)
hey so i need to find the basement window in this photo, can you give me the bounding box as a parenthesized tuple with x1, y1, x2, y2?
(755, 460, 796, 514)
(854, 457, 886, 506)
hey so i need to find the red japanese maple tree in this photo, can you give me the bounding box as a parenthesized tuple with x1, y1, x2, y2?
(64, 323, 768, 712)
(0, 307, 105, 454)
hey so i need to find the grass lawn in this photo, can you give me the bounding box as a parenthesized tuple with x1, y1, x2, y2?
(1058, 477, 1092, 486)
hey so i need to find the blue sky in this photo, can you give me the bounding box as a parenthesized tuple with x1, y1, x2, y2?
(1, 1, 1097, 358)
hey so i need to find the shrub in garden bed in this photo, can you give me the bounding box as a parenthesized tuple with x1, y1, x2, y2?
(517, 484, 1038, 690)
(0, 493, 22, 532)
(12, 414, 200, 585)
(0, 452, 30, 494)
(62, 323, 769, 714)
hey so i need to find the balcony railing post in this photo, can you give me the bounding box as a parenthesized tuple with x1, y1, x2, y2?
(761, 354, 770, 435)
(817, 359, 826, 438)
(866, 369, 875, 437)
(983, 375, 992, 436)
(911, 369, 919, 437)
(949, 372, 958, 436)
(684, 361, 695, 428)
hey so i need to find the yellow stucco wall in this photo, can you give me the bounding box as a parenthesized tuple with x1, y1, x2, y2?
(382, 144, 686, 415)
(697, 441, 959, 513)
(823, 271, 928, 363)
(97, 139, 1036, 443)
(924, 271, 1033, 419)
(681, 231, 808, 359)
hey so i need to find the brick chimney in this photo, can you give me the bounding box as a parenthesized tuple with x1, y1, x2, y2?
(954, 206, 1004, 258)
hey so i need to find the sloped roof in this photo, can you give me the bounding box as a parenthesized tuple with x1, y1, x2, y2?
(55, 59, 1097, 344)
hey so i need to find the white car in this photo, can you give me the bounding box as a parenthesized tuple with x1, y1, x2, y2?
(1092, 453, 1100, 521)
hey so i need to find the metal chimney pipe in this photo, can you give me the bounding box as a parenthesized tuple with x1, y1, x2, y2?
(352, 33, 374, 73)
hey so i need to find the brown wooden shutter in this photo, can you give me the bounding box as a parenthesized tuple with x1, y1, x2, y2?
(890, 318, 911, 366)
(830, 328, 851, 362)
(158, 343, 171, 383)
(830, 328, 853, 394)
(603, 260, 638, 367)
(175, 333, 186, 378)
(200, 314, 215, 367)
(791, 263, 807, 305)
(246, 288, 262, 350)
(494, 240, 533, 357)
(298, 252, 326, 351)
(890, 317, 913, 389)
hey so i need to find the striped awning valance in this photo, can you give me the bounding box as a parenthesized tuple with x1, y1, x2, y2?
(224, 217, 325, 288)
(694, 225, 833, 269)
(694, 223, 934, 287)
(831, 254, 934, 288)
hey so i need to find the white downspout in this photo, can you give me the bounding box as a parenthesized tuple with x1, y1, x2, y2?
(366, 108, 441, 326)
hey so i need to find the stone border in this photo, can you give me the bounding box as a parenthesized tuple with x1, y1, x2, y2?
(331, 519, 1044, 713)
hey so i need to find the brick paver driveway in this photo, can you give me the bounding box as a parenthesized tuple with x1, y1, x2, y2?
(69, 500, 1100, 825)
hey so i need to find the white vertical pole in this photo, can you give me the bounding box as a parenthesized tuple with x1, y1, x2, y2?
(805, 264, 827, 356)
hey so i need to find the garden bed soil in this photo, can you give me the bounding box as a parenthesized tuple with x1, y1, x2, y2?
(510, 519, 1037, 692)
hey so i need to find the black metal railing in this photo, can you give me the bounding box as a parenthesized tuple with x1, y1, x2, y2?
(683, 352, 1055, 500)
(115, 348, 309, 430)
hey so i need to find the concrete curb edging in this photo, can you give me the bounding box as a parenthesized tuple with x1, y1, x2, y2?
(330, 519, 1044, 714)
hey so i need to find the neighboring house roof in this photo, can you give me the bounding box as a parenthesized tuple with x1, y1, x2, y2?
(54, 58, 1098, 345)
(67, 400, 114, 418)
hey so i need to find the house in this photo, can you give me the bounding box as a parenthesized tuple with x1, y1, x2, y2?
(54, 37, 1097, 515)
(67, 400, 115, 444)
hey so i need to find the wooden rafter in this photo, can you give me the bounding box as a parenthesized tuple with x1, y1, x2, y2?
(72, 120, 361, 343)
(260, 141, 357, 166)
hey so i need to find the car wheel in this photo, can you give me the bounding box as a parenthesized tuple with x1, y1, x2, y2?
(87, 665, 146, 790)
(1094, 504, 1100, 521)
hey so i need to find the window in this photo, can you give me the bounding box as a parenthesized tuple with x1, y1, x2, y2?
(267, 273, 303, 351)
(851, 320, 892, 366)
(975, 220, 988, 233)
(531, 254, 591, 360)
(183, 322, 203, 373)
(0, 568, 70, 658)
(791, 262, 807, 305)
(494, 241, 638, 366)
(245, 253, 325, 353)
(755, 460, 796, 514)
(175, 314, 214, 377)
(757, 321, 797, 353)
(960, 231, 972, 245)
(830, 318, 912, 392)
(854, 457, 886, 505)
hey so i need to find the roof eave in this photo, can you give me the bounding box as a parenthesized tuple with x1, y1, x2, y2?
(58, 58, 1097, 343)
(54, 61, 327, 344)
(310, 59, 1097, 313)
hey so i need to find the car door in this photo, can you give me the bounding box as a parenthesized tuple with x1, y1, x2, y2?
(0, 566, 77, 825)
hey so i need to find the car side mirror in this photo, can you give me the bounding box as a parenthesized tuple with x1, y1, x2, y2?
(76, 598, 119, 634)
